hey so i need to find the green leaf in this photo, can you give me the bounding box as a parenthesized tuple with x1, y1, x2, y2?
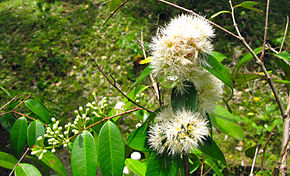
(202, 54, 233, 89)
(0, 151, 18, 169)
(71, 130, 98, 176)
(274, 51, 290, 62)
(10, 117, 28, 158)
(234, 1, 263, 13)
(210, 11, 231, 19)
(27, 120, 45, 148)
(245, 146, 257, 159)
(211, 51, 229, 62)
(210, 106, 244, 140)
(235, 47, 263, 73)
(274, 79, 290, 84)
(98, 121, 125, 176)
(0, 113, 16, 132)
(125, 158, 146, 176)
(25, 99, 52, 124)
(145, 152, 181, 176)
(36, 151, 68, 176)
(0, 85, 10, 96)
(132, 65, 153, 87)
(15, 163, 42, 176)
(205, 159, 224, 176)
(171, 81, 198, 113)
(198, 136, 226, 164)
(126, 123, 151, 152)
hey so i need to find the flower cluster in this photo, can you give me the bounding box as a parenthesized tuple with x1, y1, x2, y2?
(150, 14, 223, 114)
(148, 108, 209, 155)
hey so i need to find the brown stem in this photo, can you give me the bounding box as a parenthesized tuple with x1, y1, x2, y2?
(91, 58, 153, 113)
(9, 148, 30, 176)
(279, 16, 289, 53)
(261, 125, 277, 175)
(103, 0, 131, 25)
(68, 107, 142, 140)
(260, 0, 270, 62)
(182, 151, 190, 176)
(0, 96, 18, 111)
(203, 163, 216, 176)
(12, 95, 31, 111)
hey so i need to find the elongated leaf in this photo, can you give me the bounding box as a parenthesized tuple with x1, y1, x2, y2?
(212, 105, 241, 123)
(25, 99, 52, 124)
(210, 11, 231, 19)
(15, 163, 42, 176)
(126, 123, 151, 152)
(0, 85, 10, 96)
(211, 51, 229, 62)
(132, 65, 153, 87)
(125, 158, 146, 176)
(171, 81, 198, 113)
(146, 152, 180, 176)
(71, 130, 98, 176)
(27, 120, 45, 148)
(10, 117, 28, 158)
(0, 152, 18, 169)
(235, 47, 263, 73)
(198, 136, 226, 164)
(202, 54, 233, 89)
(205, 159, 224, 176)
(234, 1, 263, 13)
(98, 121, 125, 176)
(36, 151, 68, 176)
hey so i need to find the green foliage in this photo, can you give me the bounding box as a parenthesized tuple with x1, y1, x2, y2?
(25, 99, 52, 124)
(10, 117, 28, 158)
(71, 130, 98, 176)
(0, 152, 18, 169)
(125, 158, 146, 176)
(98, 121, 125, 176)
(27, 120, 45, 148)
(15, 163, 42, 176)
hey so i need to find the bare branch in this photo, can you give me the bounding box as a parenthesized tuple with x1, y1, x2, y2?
(12, 94, 31, 111)
(261, 125, 277, 175)
(103, 0, 131, 25)
(182, 151, 190, 176)
(9, 148, 30, 176)
(229, 0, 242, 37)
(279, 16, 289, 53)
(260, 0, 271, 62)
(91, 58, 153, 113)
(0, 96, 18, 111)
(250, 144, 260, 176)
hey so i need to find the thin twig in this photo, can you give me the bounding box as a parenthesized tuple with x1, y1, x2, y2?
(260, 125, 277, 175)
(229, 0, 242, 37)
(203, 163, 216, 176)
(200, 157, 204, 176)
(103, 0, 131, 25)
(12, 95, 31, 111)
(68, 107, 142, 140)
(279, 16, 289, 53)
(274, 137, 289, 172)
(157, 0, 241, 40)
(0, 96, 18, 111)
(91, 58, 153, 113)
(260, 0, 270, 62)
(250, 144, 260, 176)
(9, 148, 30, 176)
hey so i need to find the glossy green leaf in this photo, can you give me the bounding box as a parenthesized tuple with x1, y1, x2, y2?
(205, 159, 224, 176)
(0, 151, 18, 169)
(98, 121, 125, 176)
(15, 163, 42, 176)
(25, 99, 52, 124)
(171, 81, 198, 113)
(36, 151, 68, 176)
(0, 113, 16, 132)
(146, 152, 181, 176)
(234, 1, 263, 13)
(126, 123, 151, 152)
(212, 105, 241, 123)
(211, 51, 229, 62)
(71, 130, 98, 176)
(235, 47, 263, 73)
(27, 120, 45, 148)
(132, 65, 153, 87)
(10, 117, 28, 158)
(198, 136, 226, 164)
(210, 106, 244, 140)
(125, 158, 146, 176)
(274, 51, 290, 62)
(210, 11, 231, 19)
(202, 54, 233, 89)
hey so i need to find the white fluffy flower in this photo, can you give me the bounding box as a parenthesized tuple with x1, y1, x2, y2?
(148, 108, 209, 155)
(150, 14, 215, 81)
